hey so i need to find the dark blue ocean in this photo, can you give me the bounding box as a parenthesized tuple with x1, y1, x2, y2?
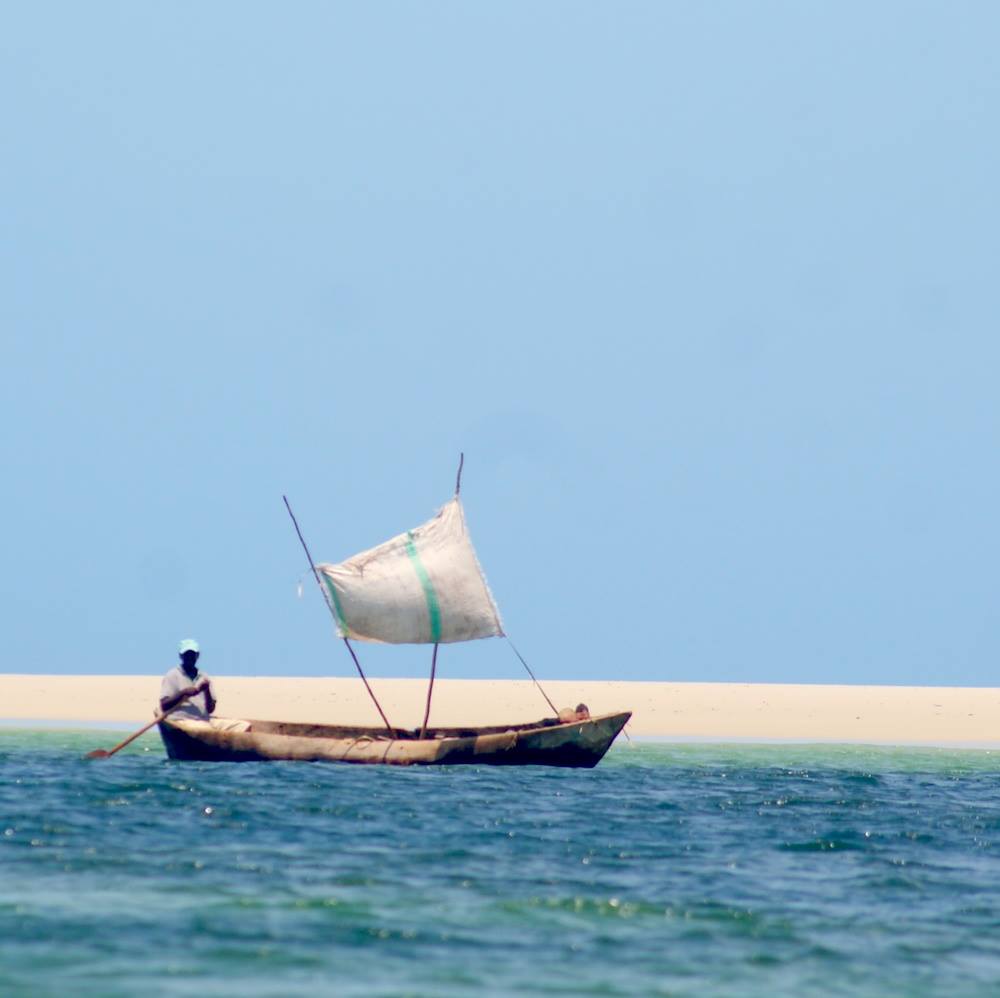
(3, 731, 1000, 996)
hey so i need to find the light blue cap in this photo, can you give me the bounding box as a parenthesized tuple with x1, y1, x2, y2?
(178, 639, 200, 654)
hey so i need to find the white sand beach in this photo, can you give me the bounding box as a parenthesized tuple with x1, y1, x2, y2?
(3, 675, 1000, 746)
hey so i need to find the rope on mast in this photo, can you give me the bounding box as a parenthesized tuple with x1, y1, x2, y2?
(283, 495, 394, 735)
(506, 637, 559, 716)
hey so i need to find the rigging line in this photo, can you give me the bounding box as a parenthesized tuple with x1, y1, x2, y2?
(505, 637, 559, 716)
(282, 495, 394, 735)
(454, 452, 464, 496)
(342, 637, 394, 735)
(419, 642, 439, 740)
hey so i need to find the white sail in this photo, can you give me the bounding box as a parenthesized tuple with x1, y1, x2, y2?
(316, 497, 503, 644)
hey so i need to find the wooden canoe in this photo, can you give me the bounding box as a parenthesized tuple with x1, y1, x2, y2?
(158, 711, 631, 767)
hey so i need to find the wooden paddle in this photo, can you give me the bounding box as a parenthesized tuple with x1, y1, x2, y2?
(85, 694, 194, 759)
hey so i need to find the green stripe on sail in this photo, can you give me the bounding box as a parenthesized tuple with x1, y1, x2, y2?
(405, 531, 442, 643)
(323, 575, 352, 638)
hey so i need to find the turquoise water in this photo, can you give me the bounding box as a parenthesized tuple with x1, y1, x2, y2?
(4, 731, 1000, 996)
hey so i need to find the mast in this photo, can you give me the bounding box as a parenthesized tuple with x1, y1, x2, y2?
(417, 453, 463, 738)
(283, 495, 394, 735)
(418, 642, 439, 740)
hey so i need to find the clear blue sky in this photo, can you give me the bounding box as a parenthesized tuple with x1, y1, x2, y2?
(3, 3, 998, 685)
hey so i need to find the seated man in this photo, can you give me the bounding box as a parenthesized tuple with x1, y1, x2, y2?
(557, 703, 592, 723)
(161, 639, 215, 719)
(160, 639, 250, 732)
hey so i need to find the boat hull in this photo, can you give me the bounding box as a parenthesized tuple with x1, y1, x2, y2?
(157, 711, 631, 768)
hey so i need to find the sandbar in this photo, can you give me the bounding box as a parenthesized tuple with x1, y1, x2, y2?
(3, 675, 1000, 747)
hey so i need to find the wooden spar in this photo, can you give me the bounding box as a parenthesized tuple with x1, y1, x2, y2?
(506, 638, 559, 716)
(451, 454, 557, 720)
(282, 495, 394, 735)
(412, 455, 465, 739)
(340, 637, 395, 734)
(413, 453, 464, 738)
(419, 642, 439, 740)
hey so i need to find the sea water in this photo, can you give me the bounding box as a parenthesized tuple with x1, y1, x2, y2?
(3, 731, 1000, 997)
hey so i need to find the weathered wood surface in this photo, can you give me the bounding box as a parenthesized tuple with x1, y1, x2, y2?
(157, 711, 632, 768)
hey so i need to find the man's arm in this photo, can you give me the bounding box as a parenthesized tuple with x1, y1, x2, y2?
(159, 679, 208, 714)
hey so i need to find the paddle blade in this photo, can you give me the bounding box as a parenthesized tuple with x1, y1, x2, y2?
(84, 749, 111, 759)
